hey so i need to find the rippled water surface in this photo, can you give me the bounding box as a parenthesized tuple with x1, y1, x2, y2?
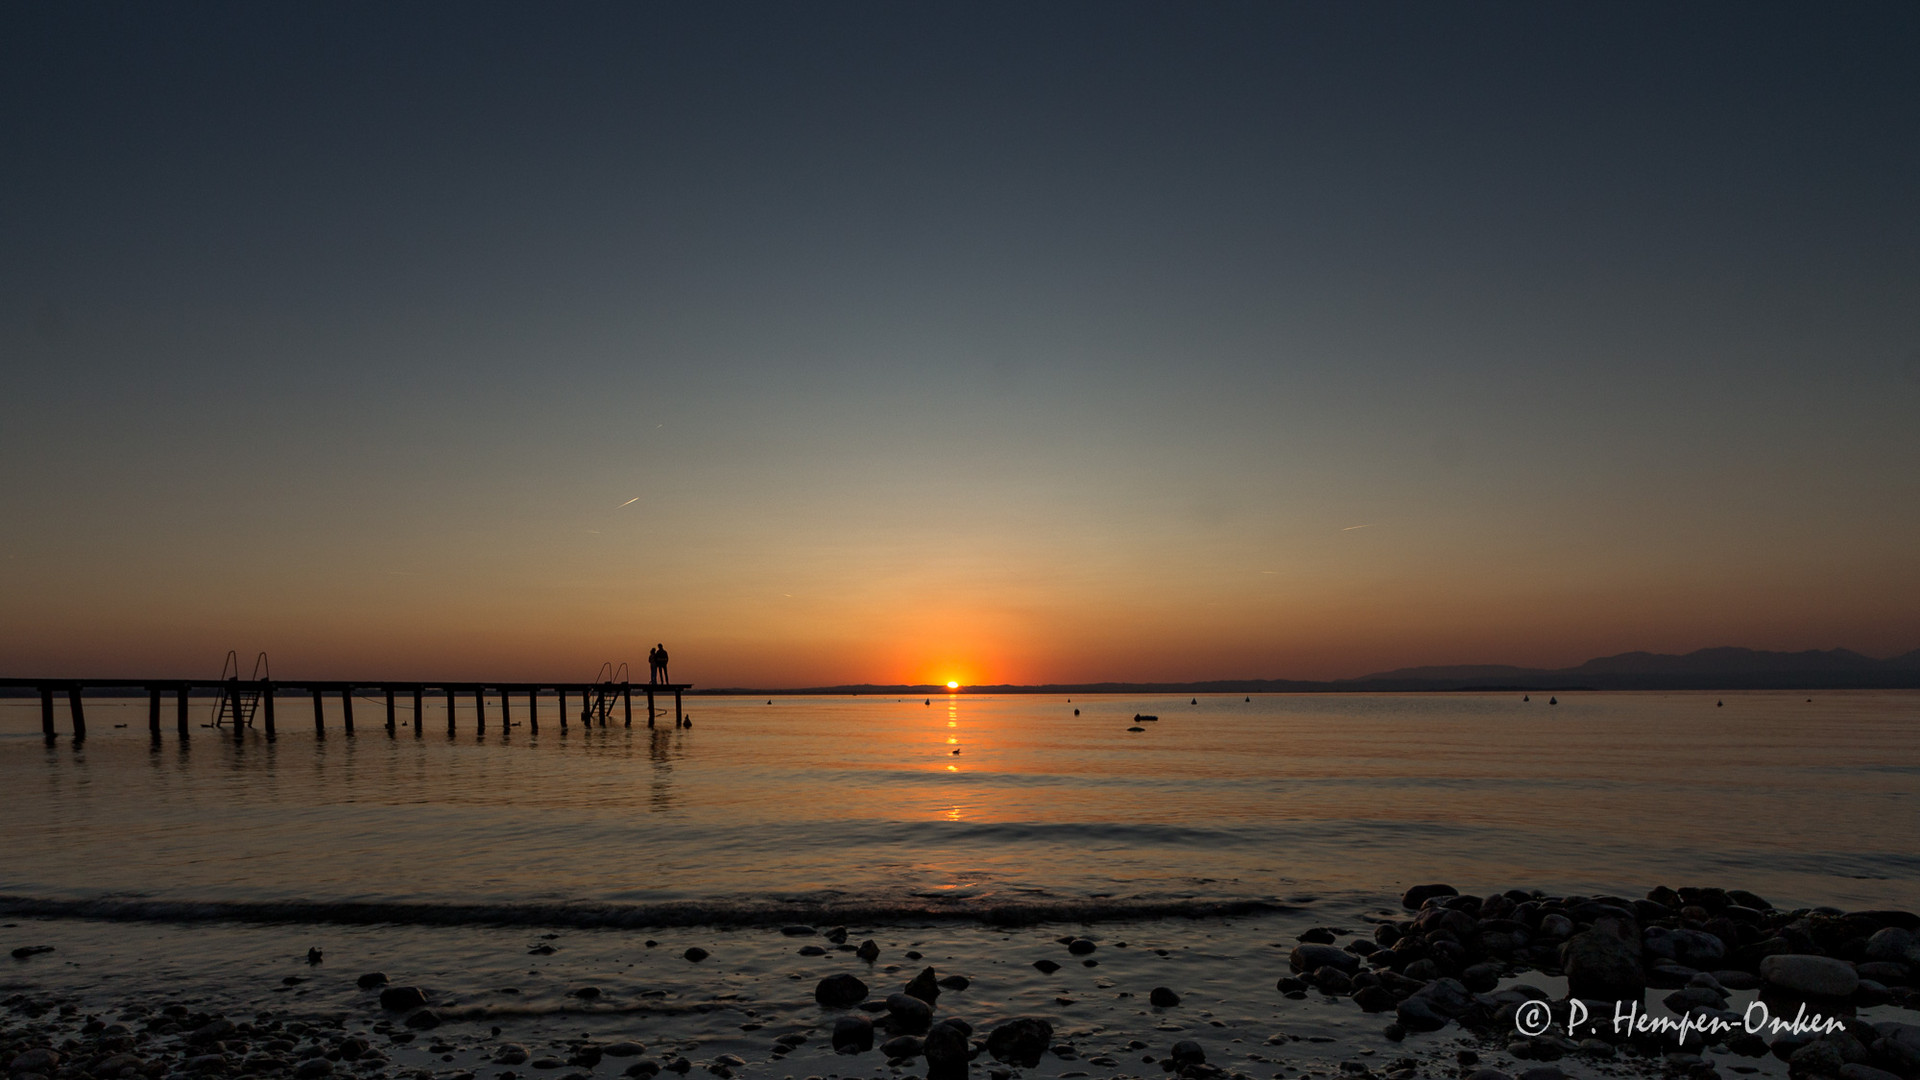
(3, 690, 1915, 918)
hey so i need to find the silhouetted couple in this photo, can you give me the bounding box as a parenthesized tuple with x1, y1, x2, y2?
(648, 643, 670, 684)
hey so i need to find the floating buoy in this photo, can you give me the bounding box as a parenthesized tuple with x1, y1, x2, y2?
(1548, 697, 1557, 705)
(1127, 726, 1145, 732)
(1073, 708, 1079, 715)
(1134, 713, 1158, 722)
(924, 699, 930, 706)
(1190, 698, 1197, 705)
(1244, 696, 1250, 702)
(1716, 700, 1723, 707)
(1523, 695, 1530, 702)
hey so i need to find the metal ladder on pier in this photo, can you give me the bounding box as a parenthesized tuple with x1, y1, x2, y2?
(213, 650, 269, 729)
(583, 662, 628, 725)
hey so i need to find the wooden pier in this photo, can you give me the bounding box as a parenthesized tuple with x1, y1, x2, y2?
(0, 678, 692, 741)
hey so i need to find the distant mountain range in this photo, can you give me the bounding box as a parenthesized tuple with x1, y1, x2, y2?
(703, 647, 1920, 695)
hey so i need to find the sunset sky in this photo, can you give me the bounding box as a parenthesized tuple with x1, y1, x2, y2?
(4, 3, 1918, 687)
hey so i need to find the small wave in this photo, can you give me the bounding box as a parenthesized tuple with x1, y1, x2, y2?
(0, 893, 1298, 931)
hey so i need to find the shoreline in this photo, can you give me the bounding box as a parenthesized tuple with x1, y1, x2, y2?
(4, 885, 1915, 1080)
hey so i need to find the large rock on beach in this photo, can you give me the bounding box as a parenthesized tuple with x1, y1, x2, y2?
(831, 1016, 874, 1053)
(1291, 944, 1360, 974)
(8, 1050, 59, 1075)
(1870, 1023, 1920, 1076)
(1645, 927, 1727, 968)
(923, 1021, 970, 1080)
(815, 974, 870, 1008)
(886, 993, 933, 1034)
(1866, 929, 1920, 967)
(1762, 955, 1860, 998)
(378, 986, 429, 1012)
(1404, 884, 1459, 909)
(880, 1036, 923, 1059)
(1562, 929, 1645, 1003)
(904, 967, 942, 1004)
(986, 1018, 1053, 1068)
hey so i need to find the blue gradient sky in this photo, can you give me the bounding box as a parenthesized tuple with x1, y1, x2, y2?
(4, 3, 1917, 685)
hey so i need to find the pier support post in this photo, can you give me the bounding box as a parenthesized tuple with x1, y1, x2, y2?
(558, 688, 567, 731)
(385, 688, 396, 736)
(476, 687, 486, 736)
(499, 688, 509, 731)
(675, 689, 683, 728)
(446, 688, 456, 736)
(312, 688, 325, 737)
(412, 687, 423, 736)
(646, 686, 655, 728)
(177, 686, 190, 737)
(341, 687, 354, 734)
(581, 688, 591, 728)
(40, 686, 55, 737)
(624, 682, 632, 727)
(149, 686, 161, 736)
(68, 686, 86, 738)
(262, 683, 275, 737)
(233, 680, 245, 742)
(527, 688, 538, 734)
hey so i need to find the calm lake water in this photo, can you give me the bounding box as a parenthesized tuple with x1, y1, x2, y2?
(3, 690, 1915, 919)
(2, 691, 1914, 1080)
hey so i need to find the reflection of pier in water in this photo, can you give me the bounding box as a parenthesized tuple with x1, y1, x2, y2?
(1, 677, 694, 741)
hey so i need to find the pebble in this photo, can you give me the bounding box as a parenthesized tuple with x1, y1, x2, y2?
(683, 946, 709, 962)
(1149, 986, 1181, 1007)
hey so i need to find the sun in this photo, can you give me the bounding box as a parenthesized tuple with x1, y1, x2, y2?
(946, 680, 960, 690)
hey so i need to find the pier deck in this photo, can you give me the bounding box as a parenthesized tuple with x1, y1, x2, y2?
(0, 678, 693, 740)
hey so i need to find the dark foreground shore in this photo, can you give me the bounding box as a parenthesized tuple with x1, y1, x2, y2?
(4, 885, 1918, 1080)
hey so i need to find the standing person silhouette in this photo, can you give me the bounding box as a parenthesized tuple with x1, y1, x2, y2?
(647, 645, 662, 684)
(654, 643, 670, 684)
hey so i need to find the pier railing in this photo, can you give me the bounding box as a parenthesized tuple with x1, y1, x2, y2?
(0, 678, 692, 741)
